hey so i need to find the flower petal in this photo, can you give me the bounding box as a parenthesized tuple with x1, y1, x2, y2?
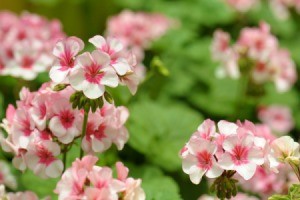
(45, 160, 63, 178)
(89, 35, 106, 49)
(83, 83, 105, 99)
(235, 163, 256, 180)
(101, 69, 119, 88)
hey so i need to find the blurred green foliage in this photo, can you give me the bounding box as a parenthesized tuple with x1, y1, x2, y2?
(1, 0, 300, 199)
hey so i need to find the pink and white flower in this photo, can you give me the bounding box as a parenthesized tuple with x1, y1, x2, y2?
(268, 49, 297, 93)
(0, 11, 65, 80)
(69, 50, 118, 99)
(237, 22, 278, 61)
(212, 22, 297, 93)
(271, 136, 300, 164)
(81, 112, 112, 154)
(182, 138, 223, 184)
(25, 140, 63, 179)
(107, 10, 173, 49)
(88, 166, 125, 199)
(211, 30, 231, 61)
(10, 108, 35, 149)
(218, 132, 264, 180)
(191, 119, 216, 140)
(116, 162, 146, 200)
(55, 156, 143, 200)
(50, 36, 84, 83)
(89, 35, 132, 76)
(258, 105, 294, 134)
(48, 95, 82, 144)
(29, 93, 49, 131)
(55, 155, 98, 200)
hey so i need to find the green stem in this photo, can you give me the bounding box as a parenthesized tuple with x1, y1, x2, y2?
(234, 74, 249, 120)
(62, 145, 67, 172)
(80, 110, 89, 158)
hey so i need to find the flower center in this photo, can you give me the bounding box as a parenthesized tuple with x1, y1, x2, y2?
(39, 104, 47, 119)
(86, 123, 107, 141)
(84, 64, 104, 84)
(21, 119, 32, 136)
(231, 145, 249, 165)
(21, 56, 34, 69)
(59, 110, 75, 129)
(197, 151, 213, 170)
(95, 180, 108, 189)
(60, 48, 75, 70)
(36, 144, 55, 166)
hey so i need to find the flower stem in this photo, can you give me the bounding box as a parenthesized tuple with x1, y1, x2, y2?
(80, 110, 89, 159)
(62, 146, 67, 172)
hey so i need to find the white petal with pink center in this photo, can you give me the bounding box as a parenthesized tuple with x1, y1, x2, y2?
(69, 51, 119, 99)
(25, 140, 63, 179)
(219, 134, 264, 180)
(48, 100, 81, 144)
(50, 36, 84, 83)
(182, 138, 223, 184)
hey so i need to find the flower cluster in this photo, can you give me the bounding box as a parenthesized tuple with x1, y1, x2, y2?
(0, 11, 65, 80)
(180, 119, 268, 184)
(50, 35, 141, 97)
(211, 22, 297, 93)
(180, 119, 286, 198)
(0, 83, 130, 179)
(181, 119, 300, 199)
(258, 104, 294, 134)
(107, 10, 173, 55)
(225, 0, 259, 13)
(55, 155, 145, 200)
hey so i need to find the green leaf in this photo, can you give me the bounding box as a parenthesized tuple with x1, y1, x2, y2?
(268, 195, 290, 200)
(20, 170, 58, 199)
(127, 99, 203, 171)
(289, 184, 300, 199)
(127, 164, 181, 200)
(268, 184, 300, 200)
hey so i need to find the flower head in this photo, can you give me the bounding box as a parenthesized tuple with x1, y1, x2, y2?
(50, 36, 84, 83)
(69, 50, 118, 99)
